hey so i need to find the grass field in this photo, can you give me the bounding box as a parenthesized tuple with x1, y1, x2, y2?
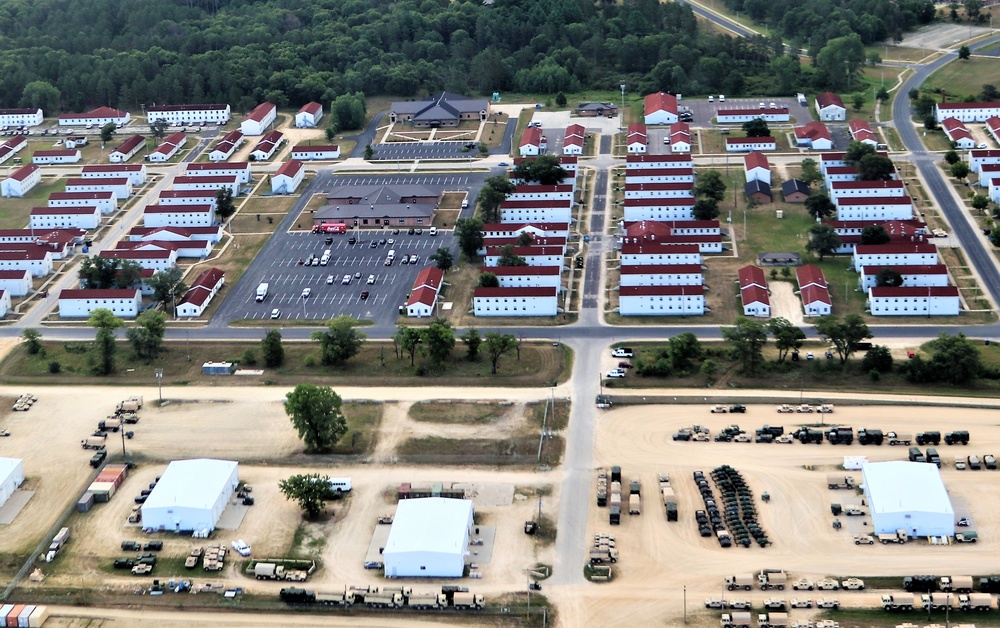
(408, 401, 511, 424)
(0, 177, 66, 229)
(0, 339, 569, 388)
(923, 56, 1000, 101)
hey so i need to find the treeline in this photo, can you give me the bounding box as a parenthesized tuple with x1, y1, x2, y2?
(0, 0, 832, 112)
(719, 0, 935, 52)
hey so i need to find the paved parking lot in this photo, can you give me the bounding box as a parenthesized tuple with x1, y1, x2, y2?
(372, 141, 475, 160)
(212, 173, 485, 326)
(680, 97, 814, 126)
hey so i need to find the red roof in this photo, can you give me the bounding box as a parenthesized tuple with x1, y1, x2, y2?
(178, 285, 212, 307)
(174, 175, 237, 185)
(836, 195, 912, 206)
(411, 266, 444, 291)
(936, 101, 1000, 111)
(511, 184, 572, 194)
(520, 126, 542, 147)
(0, 270, 30, 279)
(482, 236, 566, 248)
(620, 243, 700, 255)
(481, 222, 569, 232)
(726, 136, 776, 145)
(622, 197, 695, 207)
(160, 190, 216, 199)
(796, 264, 827, 290)
(566, 123, 586, 138)
(855, 242, 937, 255)
(246, 102, 277, 122)
(144, 203, 214, 213)
(743, 151, 769, 171)
(624, 220, 718, 231)
(8, 164, 38, 182)
(34, 149, 79, 157)
(49, 191, 114, 201)
(82, 164, 144, 173)
(620, 264, 702, 275)
(406, 285, 439, 308)
(738, 265, 767, 289)
(831, 180, 905, 190)
(3, 135, 26, 149)
(60, 288, 140, 300)
(31, 206, 98, 215)
(485, 245, 563, 256)
(191, 267, 225, 290)
(800, 284, 832, 305)
(942, 117, 973, 141)
(825, 166, 858, 176)
(626, 153, 692, 164)
(298, 102, 323, 115)
(625, 220, 673, 239)
(987, 117, 1000, 134)
(117, 240, 185, 252)
(625, 167, 694, 178)
(147, 104, 228, 113)
(795, 121, 831, 141)
(971, 149, 1000, 159)
(473, 287, 557, 298)
(860, 264, 947, 275)
(718, 108, 789, 116)
(0, 247, 49, 260)
(869, 286, 959, 297)
(59, 107, 127, 120)
(66, 177, 128, 187)
(293, 145, 339, 153)
(480, 265, 561, 276)
(111, 135, 144, 155)
(669, 121, 690, 139)
(101, 249, 172, 260)
(130, 226, 193, 238)
(500, 199, 572, 209)
(644, 92, 678, 116)
(0, 108, 39, 115)
(816, 92, 845, 109)
(187, 162, 250, 172)
(848, 119, 876, 142)
(626, 123, 646, 143)
(253, 130, 284, 152)
(618, 285, 703, 296)
(623, 182, 693, 192)
(275, 160, 303, 178)
(740, 284, 770, 306)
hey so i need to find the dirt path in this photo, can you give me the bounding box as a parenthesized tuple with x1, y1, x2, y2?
(371, 401, 407, 464)
(769, 280, 805, 325)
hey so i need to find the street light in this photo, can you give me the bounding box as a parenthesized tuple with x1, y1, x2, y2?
(619, 83, 626, 133)
(155, 368, 163, 405)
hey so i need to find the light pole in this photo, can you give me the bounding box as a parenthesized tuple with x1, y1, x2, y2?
(619, 83, 626, 133)
(155, 368, 163, 405)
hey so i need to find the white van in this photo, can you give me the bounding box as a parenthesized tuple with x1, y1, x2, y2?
(387, 249, 396, 259)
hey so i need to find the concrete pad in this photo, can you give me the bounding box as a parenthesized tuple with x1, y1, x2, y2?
(466, 524, 495, 565)
(215, 501, 249, 531)
(0, 490, 34, 525)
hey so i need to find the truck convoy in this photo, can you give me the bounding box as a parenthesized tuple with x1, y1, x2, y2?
(280, 586, 484, 610)
(939, 575, 974, 593)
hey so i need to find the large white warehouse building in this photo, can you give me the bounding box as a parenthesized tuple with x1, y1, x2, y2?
(383, 497, 473, 578)
(861, 461, 954, 538)
(141, 459, 239, 533)
(0, 457, 24, 509)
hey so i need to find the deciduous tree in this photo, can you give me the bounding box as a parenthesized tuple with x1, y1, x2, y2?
(512, 155, 569, 185)
(806, 224, 841, 260)
(148, 267, 187, 311)
(394, 325, 421, 366)
(21, 328, 42, 355)
(862, 345, 894, 373)
(461, 328, 481, 361)
(478, 272, 499, 288)
(312, 316, 366, 366)
(279, 474, 340, 519)
(742, 118, 770, 138)
(815, 314, 872, 364)
(454, 217, 484, 260)
(927, 332, 981, 384)
(805, 192, 835, 220)
(127, 309, 166, 359)
(875, 267, 904, 287)
(284, 384, 348, 453)
(89, 308, 123, 376)
(261, 328, 284, 368)
(429, 247, 454, 271)
(860, 225, 890, 245)
(767, 317, 805, 363)
(215, 187, 235, 220)
(694, 170, 726, 203)
(484, 331, 517, 374)
(421, 319, 455, 366)
(723, 317, 768, 374)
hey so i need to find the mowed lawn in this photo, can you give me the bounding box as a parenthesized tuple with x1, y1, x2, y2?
(0, 177, 66, 229)
(924, 56, 1000, 100)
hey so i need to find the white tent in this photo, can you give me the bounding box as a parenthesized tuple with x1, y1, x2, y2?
(862, 461, 954, 537)
(383, 498, 473, 578)
(0, 457, 24, 509)
(142, 459, 238, 532)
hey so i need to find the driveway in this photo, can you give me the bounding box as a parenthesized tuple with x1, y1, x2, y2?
(769, 281, 805, 325)
(529, 111, 622, 135)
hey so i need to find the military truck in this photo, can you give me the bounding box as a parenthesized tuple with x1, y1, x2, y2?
(881, 593, 915, 611)
(844, 506, 866, 516)
(916, 431, 941, 446)
(757, 612, 788, 628)
(720, 612, 752, 627)
(727, 599, 752, 610)
(280, 587, 316, 604)
(955, 531, 978, 543)
(704, 598, 726, 609)
(81, 435, 106, 450)
(628, 493, 641, 515)
(886, 431, 913, 446)
(825, 427, 854, 445)
(795, 427, 824, 444)
(841, 578, 865, 590)
(903, 575, 937, 592)
(589, 548, 618, 564)
(857, 429, 884, 445)
(254, 562, 307, 581)
(926, 448, 941, 467)
(451, 592, 485, 609)
(99, 417, 122, 432)
(363, 592, 403, 608)
(815, 598, 840, 609)
(959, 593, 993, 611)
(726, 574, 755, 591)
(758, 570, 788, 590)
(908, 446, 925, 462)
(945, 430, 970, 445)
(406, 592, 447, 609)
(877, 530, 909, 544)
(921, 593, 956, 611)
(763, 598, 787, 610)
(609, 504, 621, 525)
(315, 591, 353, 606)
(940, 576, 974, 593)
(826, 475, 855, 490)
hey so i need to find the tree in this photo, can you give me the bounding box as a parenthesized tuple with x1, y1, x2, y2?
(461, 328, 481, 361)
(394, 325, 422, 366)
(981, 84, 999, 102)
(862, 345, 894, 373)
(484, 331, 517, 374)
(723, 317, 768, 374)
(21, 328, 42, 355)
(958, 45, 971, 60)
(421, 319, 455, 366)
(19, 80, 60, 112)
(805, 192, 835, 220)
(851, 93, 865, 111)
(261, 328, 284, 368)
(100, 122, 115, 143)
(815, 33, 865, 91)
(858, 154, 894, 181)
(951, 161, 970, 181)
(924, 116, 938, 130)
(512, 155, 568, 185)
(944, 150, 961, 165)
(927, 333, 981, 385)
(478, 272, 499, 288)
(800, 158, 821, 185)
(215, 187, 236, 220)
(363, 144, 374, 160)
(876, 87, 889, 102)
(330, 92, 366, 131)
(516, 232, 534, 247)
(89, 308, 123, 376)
(149, 119, 168, 139)
(555, 91, 567, 107)
(284, 384, 347, 453)
(915, 95, 938, 117)
(429, 247, 454, 271)
(692, 198, 720, 221)
(806, 224, 841, 260)
(965, 0, 983, 21)
(127, 309, 166, 359)
(79, 255, 142, 290)
(478, 175, 515, 222)
(497, 244, 527, 266)
(875, 267, 904, 287)
(279, 474, 339, 519)
(860, 225, 891, 245)
(991, 227, 1000, 249)
(148, 267, 187, 312)
(694, 170, 726, 203)
(311, 316, 366, 366)
(742, 118, 770, 138)
(845, 140, 876, 164)
(972, 194, 990, 212)
(454, 217, 484, 260)
(325, 126, 336, 142)
(815, 314, 872, 364)
(767, 317, 805, 363)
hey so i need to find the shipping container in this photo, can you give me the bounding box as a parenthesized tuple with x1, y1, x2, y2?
(6, 605, 24, 628)
(76, 492, 95, 513)
(17, 605, 35, 627)
(26, 606, 48, 628)
(201, 361, 236, 375)
(88, 481, 116, 503)
(0, 609, 11, 625)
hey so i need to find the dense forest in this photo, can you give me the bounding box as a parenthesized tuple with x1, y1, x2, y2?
(0, 0, 929, 113)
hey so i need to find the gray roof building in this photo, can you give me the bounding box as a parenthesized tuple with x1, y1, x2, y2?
(390, 92, 489, 127)
(317, 184, 440, 226)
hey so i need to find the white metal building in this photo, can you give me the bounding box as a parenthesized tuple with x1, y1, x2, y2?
(142, 459, 239, 532)
(49, 191, 116, 214)
(58, 288, 141, 318)
(58, 106, 131, 127)
(725, 137, 777, 152)
(0, 108, 43, 127)
(32, 149, 81, 164)
(64, 177, 132, 199)
(618, 285, 705, 316)
(271, 160, 305, 194)
(867, 286, 961, 316)
(0, 269, 32, 296)
(861, 461, 954, 537)
(109, 135, 145, 163)
(82, 164, 147, 186)
(935, 101, 1000, 123)
(0, 457, 25, 510)
(1, 164, 41, 198)
(295, 102, 324, 128)
(241, 102, 277, 136)
(187, 162, 253, 184)
(383, 497, 473, 578)
(473, 286, 558, 316)
(173, 175, 239, 197)
(290, 145, 341, 160)
(146, 104, 231, 125)
(144, 204, 215, 228)
(29, 206, 102, 231)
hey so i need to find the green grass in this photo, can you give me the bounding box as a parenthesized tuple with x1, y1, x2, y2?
(525, 399, 570, 431)
(408, 401, 511, 424)
(923, 56, 1000, 101)
(0, 177, 67, 229)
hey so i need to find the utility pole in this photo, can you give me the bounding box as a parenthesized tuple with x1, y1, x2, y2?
(155, 368, 163, 405)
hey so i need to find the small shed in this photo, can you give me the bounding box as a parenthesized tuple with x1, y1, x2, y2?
(744, 179, 772, 203)
(781, 179, 810, 203)
(202, 361, 236, 375)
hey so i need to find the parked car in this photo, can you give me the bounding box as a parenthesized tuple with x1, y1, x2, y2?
(367, 274, 376, 284)
(342, 275, 351, 284)
(301, 288, 311, 298)
(270, 309, 280, 319)
(231, 539, 251, 557)
(605, 369, 626, 379)
(326, 275, 334, 284)
(957, 517, 971, 527)
(360, 291, 370, 300)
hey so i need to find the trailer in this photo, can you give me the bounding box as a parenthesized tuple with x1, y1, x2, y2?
(452, 592, 485, 609)
(406, 592, 447, 609)
(628, 493, 641, 515)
